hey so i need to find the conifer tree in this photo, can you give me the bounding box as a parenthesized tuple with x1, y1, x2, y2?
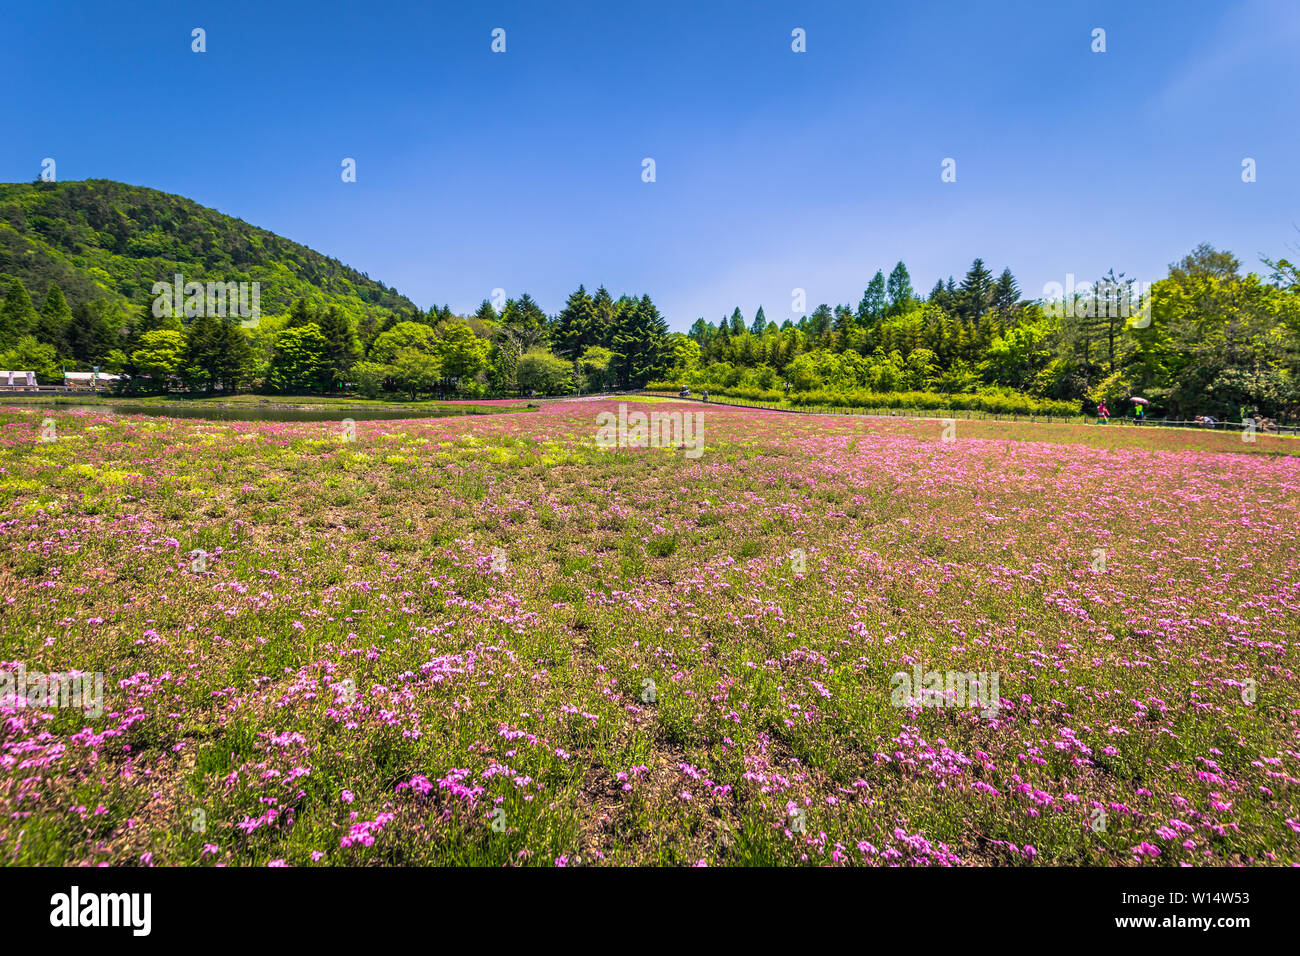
(0, 277, 36, 349)
(213, 320, 252, 392)
(184, 312, 221, 390)
(590, 286, 616, 347)
(500, 294, 550, 350)
(809, 304, 834, 342)
(65, 300, 112, 364)
(36, 284, 72, 347)
(729, 307, 746, 336)
(928, 279, 947, 308)
(886, 261, 916, 315)
(317, 306, 359, 388)
(959, 259, 994, 320)
(286, 297, 315, 328)
(991, 268, 1020, 316)
(611, 295, 670, 386)
(833, 304, 856, 338)
(554, 284, 597, 358)
(858, 270, 887, 321)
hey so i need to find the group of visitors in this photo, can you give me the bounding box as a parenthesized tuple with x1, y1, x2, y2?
(1095, 399, 1147, 424)
(1097, 404, 1281, 430)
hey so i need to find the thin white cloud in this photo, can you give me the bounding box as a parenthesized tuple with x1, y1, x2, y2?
(1154, 0, 1300, 109)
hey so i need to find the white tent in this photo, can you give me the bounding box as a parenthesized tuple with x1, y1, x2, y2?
(0, 371, 36, 387)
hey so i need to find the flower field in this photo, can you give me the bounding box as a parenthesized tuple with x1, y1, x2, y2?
(1, 399, 1298, 867)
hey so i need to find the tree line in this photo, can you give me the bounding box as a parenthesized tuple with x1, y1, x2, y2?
(2, 242, 1297, 419)
(671, 246, 1300, 420)
(0, 278, 674, 398)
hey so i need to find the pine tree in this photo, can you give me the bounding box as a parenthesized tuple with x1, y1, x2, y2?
(287, 298, 318, 328)
(886, 262, 916, 315)
(184, 312, 221, 391)
(612, 295, 670, 386)
(714, 314, 731, 355)
(500, 294, 550, 349)
(317, 306, 359, 388)
(65, 301, 112, 364)
(938, 312, 959, 363)
(858, 270, 887, 321)
(371, 312, 399, 345)
(554, 284, 597, 358)
(833, 304, 856, 338)
(1092, 267, 1132, 374)
(213, 320, 252, 392)
(590, 286, 617, 348)
(729, 307, 746, 336)
(976, 312, 997, 352)
(878, 323, 894, 355)
(515, 294, 549, 335)
(921, 308, 943, 354)
(36, 284, 72, 347)
(959, 259, 994, 320)
(809, 304, 834, 342)
(1, 277, 37, 349)
(992, 268, 1020, 316)
(957, 319, 974, 362)
(928, 279, 947, 310)
(750, 306, 767, 336)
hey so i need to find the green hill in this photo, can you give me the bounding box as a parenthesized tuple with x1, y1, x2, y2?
(0, 179, 420, 323)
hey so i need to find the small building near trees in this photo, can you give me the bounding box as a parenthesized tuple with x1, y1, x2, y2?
(0, 370, 37, 388)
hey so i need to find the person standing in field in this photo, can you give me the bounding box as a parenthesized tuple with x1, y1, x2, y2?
(1134, 402, 1144, 424)
(1097, 401, 1109, 424)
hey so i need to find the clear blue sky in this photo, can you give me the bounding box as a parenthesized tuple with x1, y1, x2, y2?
(4, 0, 1298, 330)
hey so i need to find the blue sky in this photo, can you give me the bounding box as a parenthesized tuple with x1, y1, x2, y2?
(4, 0, 1299, 329)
